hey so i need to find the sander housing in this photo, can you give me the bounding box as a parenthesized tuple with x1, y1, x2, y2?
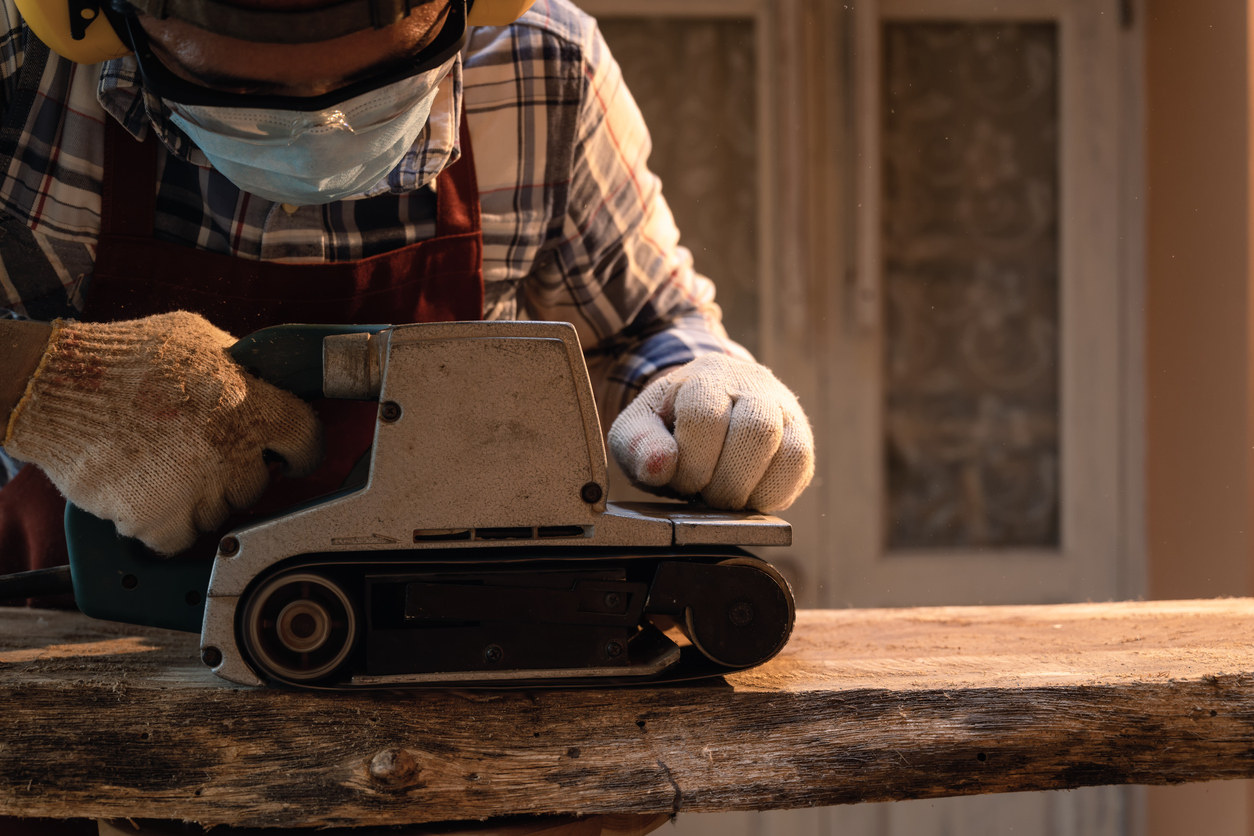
(64, 321, 797, 688)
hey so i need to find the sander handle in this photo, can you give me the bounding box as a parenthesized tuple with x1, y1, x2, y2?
(62, 323, 392, 633)
(228, 323, 390, 400)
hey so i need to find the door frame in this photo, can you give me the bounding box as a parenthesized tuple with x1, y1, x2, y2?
(818, 0, 1146, 606)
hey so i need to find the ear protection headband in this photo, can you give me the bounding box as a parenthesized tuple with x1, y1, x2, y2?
(13, 0, 534, 65)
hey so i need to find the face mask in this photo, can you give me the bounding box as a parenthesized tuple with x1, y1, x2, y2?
(165, 59, 453, 206)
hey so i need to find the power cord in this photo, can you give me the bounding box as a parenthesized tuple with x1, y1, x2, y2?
(0, 565, 73, 599)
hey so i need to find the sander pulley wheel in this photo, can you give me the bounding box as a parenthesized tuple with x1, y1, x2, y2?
(240, 571, 359, 684)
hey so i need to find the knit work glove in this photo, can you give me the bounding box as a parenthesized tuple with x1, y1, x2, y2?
(608, 355, 814, 512)
(3, 311, 322, 555)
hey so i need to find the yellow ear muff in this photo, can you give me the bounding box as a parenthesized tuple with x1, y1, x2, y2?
(13, 0, 131, 64)
(467, 0, 535, 26)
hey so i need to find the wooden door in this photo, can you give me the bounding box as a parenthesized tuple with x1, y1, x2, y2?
(579, 0, 1146, 832)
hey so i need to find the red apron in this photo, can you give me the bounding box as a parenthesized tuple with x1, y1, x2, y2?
(0, 115, 484, 606)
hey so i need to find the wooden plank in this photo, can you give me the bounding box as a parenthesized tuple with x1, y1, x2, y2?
(1, 600, 1253, 829)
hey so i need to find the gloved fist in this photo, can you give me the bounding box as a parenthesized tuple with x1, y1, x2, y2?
(608, 354, 814, 512)
(3, 311, 322, 554)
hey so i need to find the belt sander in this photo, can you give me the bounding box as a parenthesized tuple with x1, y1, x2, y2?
(46, 321, 796, 688)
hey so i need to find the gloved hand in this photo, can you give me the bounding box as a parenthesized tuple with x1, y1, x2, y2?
(607, 354, 814, 512)
(3, 311, 322, 554)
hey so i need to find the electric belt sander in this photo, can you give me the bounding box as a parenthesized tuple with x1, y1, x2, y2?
(56, 321, 796, 689)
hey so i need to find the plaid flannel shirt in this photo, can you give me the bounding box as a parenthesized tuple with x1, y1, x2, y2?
(0, 0, 750, 426)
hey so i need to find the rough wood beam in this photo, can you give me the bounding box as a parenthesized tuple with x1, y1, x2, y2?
(1, 600, 1252, 829)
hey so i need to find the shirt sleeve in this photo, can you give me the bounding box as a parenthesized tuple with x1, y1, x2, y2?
(521, 20, 753, 431)
(0, 0, 23, 321)
(0, 0, 26, 115)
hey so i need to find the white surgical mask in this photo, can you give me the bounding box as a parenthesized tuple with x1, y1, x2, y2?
(165, 58, 454, 206)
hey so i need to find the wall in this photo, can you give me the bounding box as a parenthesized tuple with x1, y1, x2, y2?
(1145, 0, 1253, 832)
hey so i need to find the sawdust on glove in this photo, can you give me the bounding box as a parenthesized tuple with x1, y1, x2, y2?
(3, 311, 322, 555)
(607, 354, 814, 512)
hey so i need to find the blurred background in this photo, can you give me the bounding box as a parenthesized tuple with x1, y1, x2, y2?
(578, 0, 1253, 834)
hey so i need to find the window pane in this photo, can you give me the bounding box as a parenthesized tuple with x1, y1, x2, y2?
(597, 18, 760, 357)
(883, 22, 1060, 549)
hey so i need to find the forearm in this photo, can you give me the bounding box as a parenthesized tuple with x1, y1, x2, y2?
(0, 320, 53, 429)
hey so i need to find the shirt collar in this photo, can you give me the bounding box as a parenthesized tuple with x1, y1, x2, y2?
(96, 54, 463, 198)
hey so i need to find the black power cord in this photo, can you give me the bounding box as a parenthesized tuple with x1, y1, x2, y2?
(0, 565, 74, 599)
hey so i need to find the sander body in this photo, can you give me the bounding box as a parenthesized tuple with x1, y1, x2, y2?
(64, 321, 796, 688)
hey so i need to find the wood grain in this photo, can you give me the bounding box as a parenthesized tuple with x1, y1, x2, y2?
(2, 600, 1253, 829)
